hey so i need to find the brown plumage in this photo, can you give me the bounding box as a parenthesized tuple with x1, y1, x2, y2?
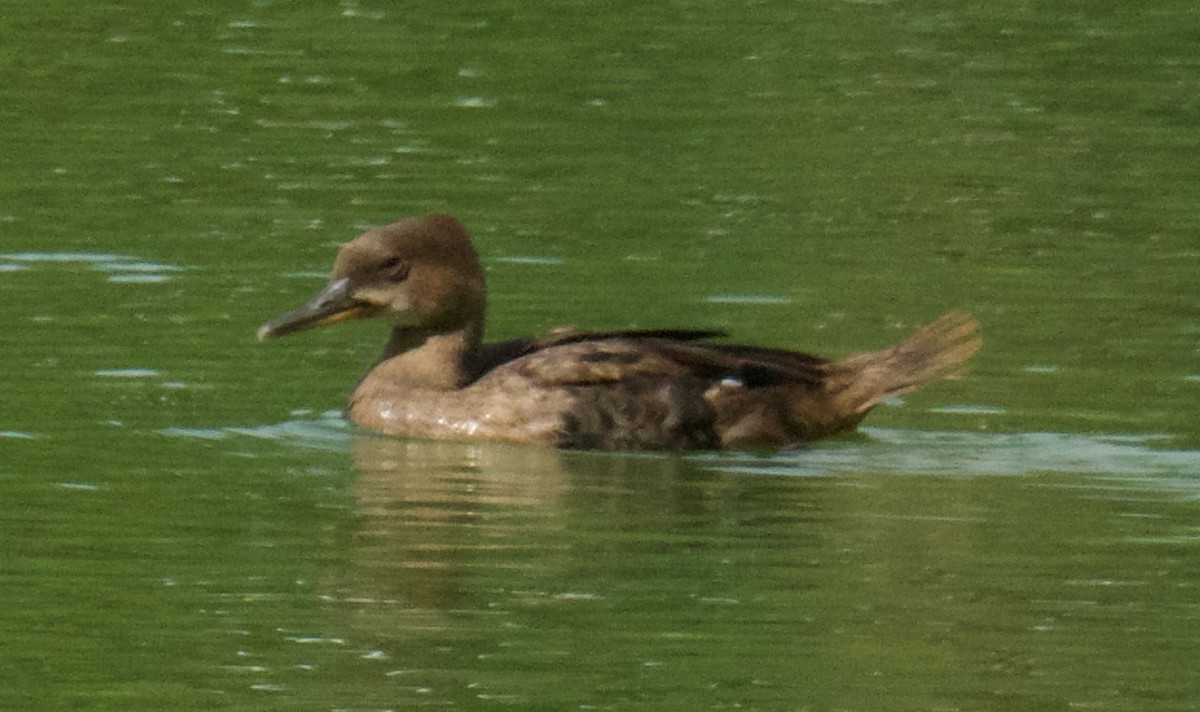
(258, 215, 981, 451)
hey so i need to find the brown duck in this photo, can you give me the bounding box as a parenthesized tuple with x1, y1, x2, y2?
(258, 215, 981, 451)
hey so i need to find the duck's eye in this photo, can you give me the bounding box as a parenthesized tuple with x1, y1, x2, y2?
(381, 257, 409, 282)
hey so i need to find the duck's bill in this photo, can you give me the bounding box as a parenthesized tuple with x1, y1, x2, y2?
(257, 277, 377, 340)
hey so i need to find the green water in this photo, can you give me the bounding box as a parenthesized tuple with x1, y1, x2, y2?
(2, 1, 1198, 710)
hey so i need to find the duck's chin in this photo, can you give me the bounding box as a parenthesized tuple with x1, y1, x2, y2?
(386, 305, 434, 331)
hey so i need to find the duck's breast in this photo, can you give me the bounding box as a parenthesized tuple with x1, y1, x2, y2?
(348, 370, 572, 446)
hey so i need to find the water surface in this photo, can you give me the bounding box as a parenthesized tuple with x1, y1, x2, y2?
(1, 1, 1197, 710)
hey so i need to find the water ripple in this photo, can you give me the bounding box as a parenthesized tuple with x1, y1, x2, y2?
(160, 411, 351, 453)
(705, 293, 792, 305)
(715, 428, 1200, 480)
(2, 252, 183, 283)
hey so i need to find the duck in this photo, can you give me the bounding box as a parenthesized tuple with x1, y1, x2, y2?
(258, 214, 981, 451)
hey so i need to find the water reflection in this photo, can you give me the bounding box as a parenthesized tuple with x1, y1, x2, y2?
(319, 436, 825, 707)
(310, 433, 1200, 709)
(341, 436, 742, 611)
(347, 436, 571, 611)
(305, 434, 740, 702)
(145, 417, 1200, 707)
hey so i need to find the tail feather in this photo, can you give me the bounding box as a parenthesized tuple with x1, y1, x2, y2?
(827, 311, 981, 416)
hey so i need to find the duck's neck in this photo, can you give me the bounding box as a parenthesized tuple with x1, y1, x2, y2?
(374, 322, 483, 391)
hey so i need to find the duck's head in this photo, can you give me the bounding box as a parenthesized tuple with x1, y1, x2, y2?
(257, 214, 486, 341)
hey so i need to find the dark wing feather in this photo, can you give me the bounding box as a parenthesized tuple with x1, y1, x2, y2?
(470, 337, 539, 380)
(537, 328, 726, 347)
(706, 344, 830, 386)
(473, 327, 829, 391)
(470, 328, 725, 381)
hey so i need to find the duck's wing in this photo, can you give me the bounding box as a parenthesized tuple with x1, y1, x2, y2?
(536, 327, 726, 347)
(471, 328, 725, 381)
(704, 344, 830, 385)
(649, 341, 830, 388)
(482, 331, 829, 389)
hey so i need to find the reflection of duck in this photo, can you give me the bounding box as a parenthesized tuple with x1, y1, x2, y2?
(259, 215, 981, 450)
(346, 437, 573, 610)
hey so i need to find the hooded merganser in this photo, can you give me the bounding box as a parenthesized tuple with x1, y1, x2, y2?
(258, 215, 980, 450)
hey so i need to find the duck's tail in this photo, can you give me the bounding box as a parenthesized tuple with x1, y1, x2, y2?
(824, 311, 982, 419)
